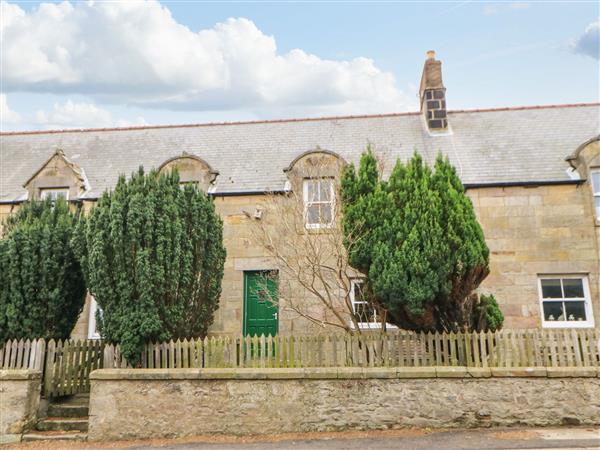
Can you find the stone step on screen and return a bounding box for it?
[36,417,89,432]
[47,403,89,418]
[22,431,87,442]
[50,394,90,406]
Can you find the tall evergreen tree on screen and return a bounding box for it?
[0,198,86,343]
[74,168,226,363]
[341,149,502,332]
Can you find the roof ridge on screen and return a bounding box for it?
[1,102,598,136]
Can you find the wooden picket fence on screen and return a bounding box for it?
[43,339,105,397]
[2,329,599,397]
[0,338,46,370]
[103,328,600,369]
[1,338,105,396]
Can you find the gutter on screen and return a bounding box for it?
[0,180,585,205]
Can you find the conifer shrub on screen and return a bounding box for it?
[341,148,502,332]
[74,168,226,363]
[0,198,86,343]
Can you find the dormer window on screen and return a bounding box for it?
[303,178,335,229]
[592,171,600,220]
[158,154,218,192]
[40,187,69,201]
[23,149,88,201]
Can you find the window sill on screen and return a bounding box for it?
[541,321,595,329]
[350,322,399,330]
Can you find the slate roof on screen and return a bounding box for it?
[1,103,599,202]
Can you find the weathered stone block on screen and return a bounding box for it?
[0,370,41,443]
[396,367,436,378]
[436,367,469,378]
[546,367,598,378]
[491,367,547,377]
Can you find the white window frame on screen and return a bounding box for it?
[349,279,398,330]
[88,297,102,340]
[591,170,600,220]
[40,187,69,201]
[179,180,199,189]
[537,275,595,329]
[303,178,335,229]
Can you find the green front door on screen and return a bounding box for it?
[243,271,278,337]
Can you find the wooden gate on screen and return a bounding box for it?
[43,339,105,397]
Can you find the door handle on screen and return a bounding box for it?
[273,312,278,319]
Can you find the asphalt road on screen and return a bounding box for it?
[129,428,600,450]
[8,427,600,450]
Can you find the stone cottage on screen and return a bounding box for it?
[1,53,599,338]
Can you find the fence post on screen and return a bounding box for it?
[103,344,114,368]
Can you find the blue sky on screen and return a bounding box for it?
[1,1,598,131]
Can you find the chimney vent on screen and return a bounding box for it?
[419,51,447,131]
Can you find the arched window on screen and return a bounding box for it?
[158,153,218,192]
[284,149,346,229]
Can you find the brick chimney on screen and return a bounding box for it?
[419,50,447,131]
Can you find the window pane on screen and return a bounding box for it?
[541,279,562,298]
[319,204,333,224]
[564,301,587,322]
[595,197,600,219]
[41,189,68,201]
[542,301,565,321]
[305,180,317,201]
[319,180,332,201]
[306,205,320,225]
[562,278,584,298]
[354,302,376,323]
[592,173,600,194]
[353,282,365,302]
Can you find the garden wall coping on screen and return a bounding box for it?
[0,369,42,380]
[90,366,600,380]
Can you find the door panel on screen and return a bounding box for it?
[244,271,278,337]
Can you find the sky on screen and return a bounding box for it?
[0,0,598,132]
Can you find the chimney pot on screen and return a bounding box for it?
[426,50,436,60]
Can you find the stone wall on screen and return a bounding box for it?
[471,183,600,328]
[0,370,41,444]
[88,367,600,441]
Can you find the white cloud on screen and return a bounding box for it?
[0,1,415,116]
[572,20,600,60]
[0,93,21,126]
[35,100,146,130]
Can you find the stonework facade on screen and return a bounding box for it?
[2,140,600,339]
